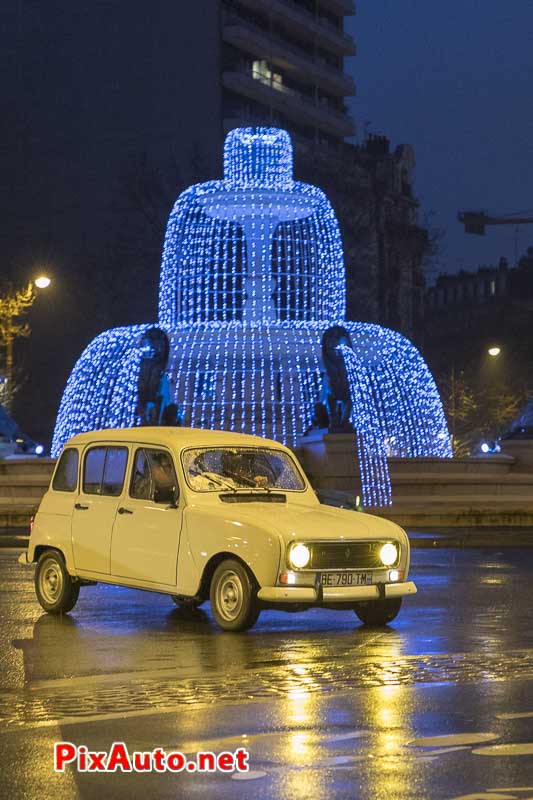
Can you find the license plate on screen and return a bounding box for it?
[320,571,373,587]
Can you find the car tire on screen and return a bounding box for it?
[354,597,402,626]
[171,595,204,610]
[35,550,80,614]
[209,559,260,632]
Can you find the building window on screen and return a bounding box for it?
[252,60,285,92]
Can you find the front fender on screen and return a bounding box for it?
[179,507,283,595]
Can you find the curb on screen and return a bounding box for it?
[408,525,533,548]
[409,536,533,548]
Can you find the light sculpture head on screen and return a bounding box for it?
[223,127,294,190]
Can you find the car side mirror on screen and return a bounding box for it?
[354,495,364,512]
[153,484,179,507]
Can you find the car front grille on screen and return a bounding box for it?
[308,541,394,570]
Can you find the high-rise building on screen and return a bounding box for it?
[1,1,356,277]
[220,0,356,148]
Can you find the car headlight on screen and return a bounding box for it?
[289,543,311,569]
[380,542,398,566]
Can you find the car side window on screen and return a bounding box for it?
[83,448,106,494]
[83,447,128,496]
[52,448,79,492]
[102,448,128,496]
[130,449,151,500]
[130,448,178,504]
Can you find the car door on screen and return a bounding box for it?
[71,445,130,574]
[110,447,182,588]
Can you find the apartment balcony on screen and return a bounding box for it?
[237,0,356,56]
[223,15,356,97]
[222,68,355,139]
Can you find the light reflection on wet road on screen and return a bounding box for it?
[1,547,533,799]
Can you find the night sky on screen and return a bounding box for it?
[347,0,533,277]
[1,1,533,442]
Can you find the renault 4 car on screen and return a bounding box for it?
[19,428,416,631]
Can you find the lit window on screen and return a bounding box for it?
[252,60,284,91]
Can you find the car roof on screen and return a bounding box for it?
[66,427,291,452]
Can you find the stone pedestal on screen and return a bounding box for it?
[295,430,361,493]
[500,439,533,472]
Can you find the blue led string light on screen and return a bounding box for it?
[52,127,451,506]
[52,325,155,456]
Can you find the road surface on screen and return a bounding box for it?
[1,547,533,799]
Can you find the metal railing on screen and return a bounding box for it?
[223,68,355,134]
[222,11,355,90]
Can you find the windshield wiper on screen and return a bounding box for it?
[189,470,237,492]
[224,473,273,492]
[190,469,274,494]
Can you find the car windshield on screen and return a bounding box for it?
[182,447,306,492]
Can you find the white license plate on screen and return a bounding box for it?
[320,571,373,587]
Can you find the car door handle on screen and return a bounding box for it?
[74,503,89,510]
[118,507,134,515]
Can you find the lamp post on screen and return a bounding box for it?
[0,276,51,412]
[447,345,504,455]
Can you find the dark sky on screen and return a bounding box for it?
[2,1,533,442]
[346,0,533,280]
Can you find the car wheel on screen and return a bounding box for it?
[354,597,402,626]
[35,550,80,614]
[171,595,204,610]
[210,559,260,632]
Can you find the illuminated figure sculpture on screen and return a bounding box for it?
[52,127,451,505]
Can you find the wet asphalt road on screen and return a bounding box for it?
[1,547,533,800]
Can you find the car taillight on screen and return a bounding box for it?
[29,516,34,535]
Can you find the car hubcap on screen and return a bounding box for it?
[216,571,243,621]
[40,560,63,604]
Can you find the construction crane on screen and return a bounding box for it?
[458,209,533,235]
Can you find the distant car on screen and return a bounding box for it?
[0,433,45,458]
[19,427,416,631]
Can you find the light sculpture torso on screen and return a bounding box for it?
[52,127,451,507]
[159,128,343,326]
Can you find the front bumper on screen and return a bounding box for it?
[257,580,417,603]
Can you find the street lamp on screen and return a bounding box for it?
[0,275,51,412]
[34,275,51,289]
[488,346,501,357]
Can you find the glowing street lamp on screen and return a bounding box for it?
[34,275,52,289]
[0,275,51,411]
[488,346,501,357]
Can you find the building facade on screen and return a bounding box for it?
[220,0,356,148]
[422,247,533,383]
[3,0,433,442]
[426,258,510,311]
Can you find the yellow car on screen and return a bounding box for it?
[20,427,416,631]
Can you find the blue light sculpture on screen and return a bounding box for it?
[52,127,451,506]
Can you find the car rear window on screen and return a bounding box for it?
[52,448,79,492]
